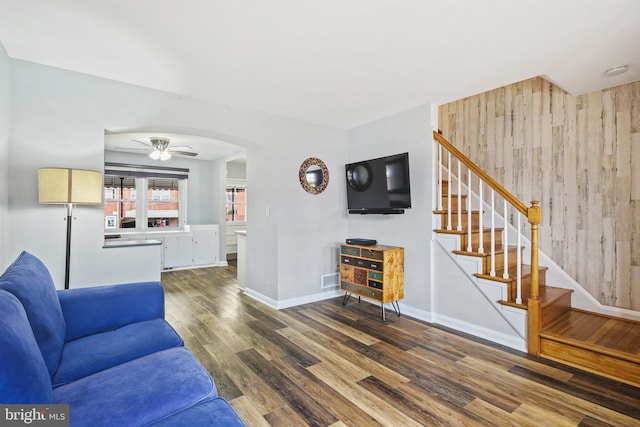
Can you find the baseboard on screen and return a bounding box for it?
[397,303,434,323]
[432,313,527,352]
[243,288,343,310]
[162,261,228,272]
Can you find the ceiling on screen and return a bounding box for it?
[1,0,639,130]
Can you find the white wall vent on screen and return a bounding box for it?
[321,272,339,289]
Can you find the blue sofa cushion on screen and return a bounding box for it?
[0,290,53,403]
[0,251,66,377]
[58,281,167,341]
[52,318,184,387]
[53,347,217,427]
[149,397,245,426]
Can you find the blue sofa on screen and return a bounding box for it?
[0,251,244,426]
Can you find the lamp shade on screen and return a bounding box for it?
[38,168,103,205]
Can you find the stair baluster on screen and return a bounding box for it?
[490,189,496,276]
[437,144,443,211]
[478,181,484,253]
[503,200,509,279]
[467,169,472,252]
[457,160,462,231]
[516,216,522,304]
[447,152,452,230]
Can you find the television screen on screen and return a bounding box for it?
[345,152,411,214]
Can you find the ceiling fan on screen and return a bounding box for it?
[125,137,198,161]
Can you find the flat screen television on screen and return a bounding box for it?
[345,152,411,214]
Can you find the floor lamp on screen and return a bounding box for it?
[38,168,103,289]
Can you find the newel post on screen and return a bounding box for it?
[527,201,542,355]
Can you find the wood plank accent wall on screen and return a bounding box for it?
[438,78,640,310]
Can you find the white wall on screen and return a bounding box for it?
[347,105,434,318]
[276,144,349,301]
[8,59,348,299]
[0,42,8,268]
[226,160,246,180]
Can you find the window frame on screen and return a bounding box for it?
[103,163,189,233]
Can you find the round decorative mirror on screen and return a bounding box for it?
[299,157,329,194]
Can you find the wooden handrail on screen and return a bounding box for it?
[433,130,528,216]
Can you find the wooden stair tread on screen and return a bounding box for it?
[453,245,519,257]
[433,209,481,214]
[476,264,547,283]
[496,285,572,308]
[434,227,504,235]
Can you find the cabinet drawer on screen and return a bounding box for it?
[341,246,360,256]
[341,256,382,271]
[341,281,383,301]
[360,249,383,261]
[364,260,383,271]
[368,280,383,290]
[368,271,383,281]
[341,256,355,265]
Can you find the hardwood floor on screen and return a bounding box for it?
[162,265,640,426]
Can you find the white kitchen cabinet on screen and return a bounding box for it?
[105,225,220,271]
[191,225,219,267]
[163,234,194,269]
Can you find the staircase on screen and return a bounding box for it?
[433,130,640,388]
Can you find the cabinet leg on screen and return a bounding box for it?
[391,300,401,317]
[382,304,386,322]
[342,292,352,306]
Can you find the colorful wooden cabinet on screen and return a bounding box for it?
[339,244,404,320]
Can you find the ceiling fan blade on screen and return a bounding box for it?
[132,139,152,147]
[114,146,149,151]
[169,150,198,157]
[168,145,193,151]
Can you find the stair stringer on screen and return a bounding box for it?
[433,234,527,351]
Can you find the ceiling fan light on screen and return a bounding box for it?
[149,150,161,160]
[160,151,172,161]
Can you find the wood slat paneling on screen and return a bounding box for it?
[439,78,640,310]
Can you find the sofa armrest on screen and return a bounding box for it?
[58,281,166,342]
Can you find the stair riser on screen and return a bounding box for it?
[541,292,572,328]
[460,230,504,252]
[437,212,481,229]
[441,195,468,212]
[505,270,547,301]
[480,247,522,273]
[541,339,640,388]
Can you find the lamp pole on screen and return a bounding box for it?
[64,203,73,290]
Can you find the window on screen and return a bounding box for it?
[103,176,137,229]
[104,163,188,231]
[226,186,247,222]
[147,178,181,228]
